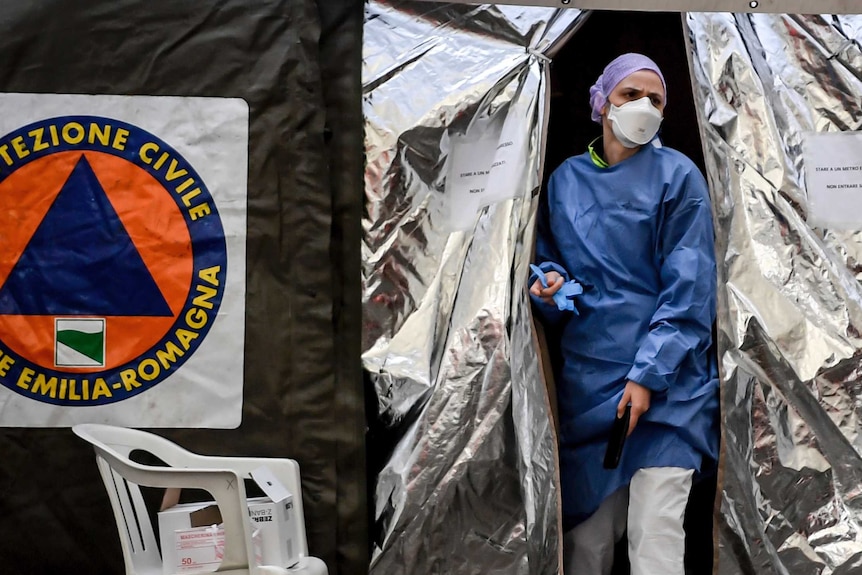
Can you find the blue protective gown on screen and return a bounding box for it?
[532,142,719,530]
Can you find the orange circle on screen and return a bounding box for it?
[0,150,193,371]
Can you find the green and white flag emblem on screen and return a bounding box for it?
[55,318,105,367]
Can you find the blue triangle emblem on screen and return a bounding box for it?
[0,155,173,316]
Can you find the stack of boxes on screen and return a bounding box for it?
[157,467,299,574]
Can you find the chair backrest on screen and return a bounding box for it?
[76,426,167,575]
[73,424,317,575]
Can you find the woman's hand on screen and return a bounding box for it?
[618,380,651,436]
[530,271,564,305]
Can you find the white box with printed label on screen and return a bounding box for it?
[158,502,262,575]
[247,494,298,568]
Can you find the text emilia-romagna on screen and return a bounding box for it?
[1,265,222,402]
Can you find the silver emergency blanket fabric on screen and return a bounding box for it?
[687,13,862,575]
[362,3,583,573]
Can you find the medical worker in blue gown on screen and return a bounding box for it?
[530,53,719,575]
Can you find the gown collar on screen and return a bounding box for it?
[588,136,609,169]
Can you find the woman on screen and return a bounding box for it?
[530,53,719,575]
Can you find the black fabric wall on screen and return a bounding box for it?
[545,10,716,575]
[0,2,365,574]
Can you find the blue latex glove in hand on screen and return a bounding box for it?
[530,264,583,313]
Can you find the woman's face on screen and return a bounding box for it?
[604,70,666,115]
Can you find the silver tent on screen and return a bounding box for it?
[363,3,862,573]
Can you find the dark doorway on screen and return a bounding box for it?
[545,10,716,575]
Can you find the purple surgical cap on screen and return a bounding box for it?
[589,53,666,124]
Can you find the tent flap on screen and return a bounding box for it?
[688,12,862,575]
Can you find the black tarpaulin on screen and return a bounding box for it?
[0,2,365,574]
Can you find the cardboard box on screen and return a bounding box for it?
[158,502,262,575]
[158,467,298,573]
[247,495,298,568]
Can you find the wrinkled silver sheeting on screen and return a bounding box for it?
[362,3,583,574]
[687,12,862,575]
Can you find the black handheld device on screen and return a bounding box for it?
[603,404,631,469]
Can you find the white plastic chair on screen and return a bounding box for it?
[73,423,328,575]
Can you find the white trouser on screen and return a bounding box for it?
[563,467,694,575]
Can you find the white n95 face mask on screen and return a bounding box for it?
[607,97,663,149]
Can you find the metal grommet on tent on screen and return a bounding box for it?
[749,0,759,7]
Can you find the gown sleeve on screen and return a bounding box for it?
[530,170,573,325]
[625,166,716,394]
